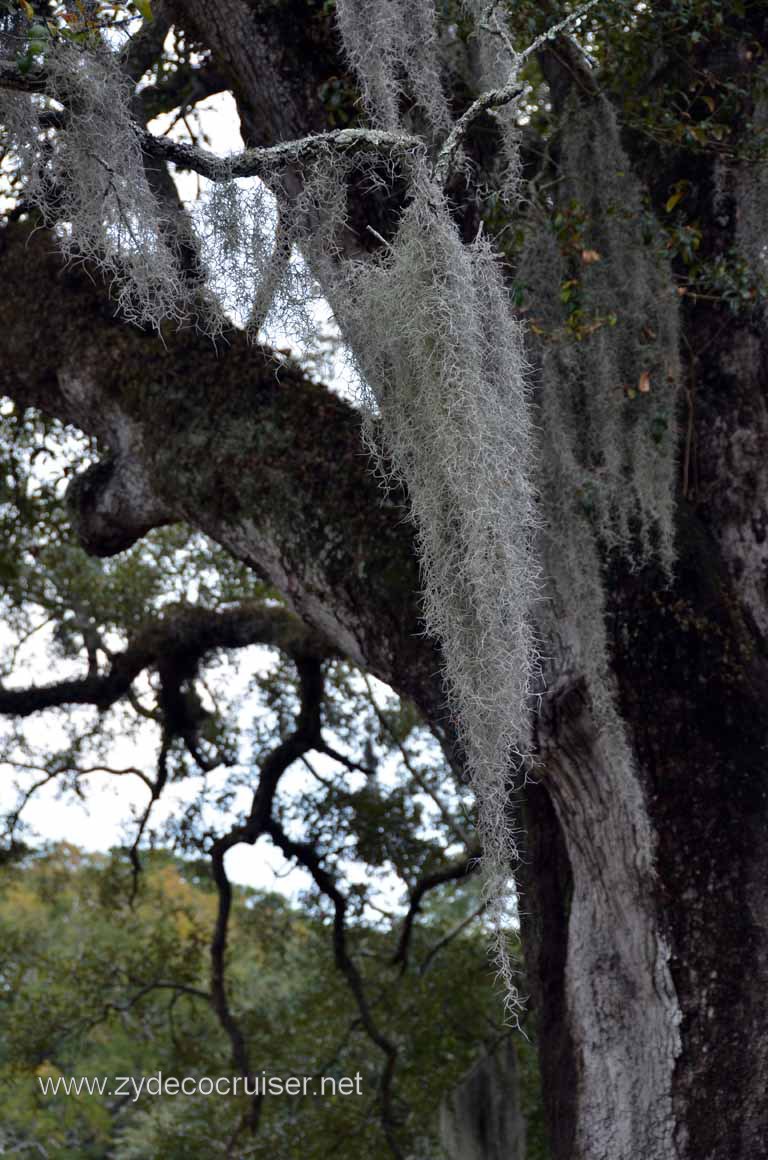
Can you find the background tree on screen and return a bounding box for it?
[0,401,530,1154]
[0,2,767,1159]
[1,845,545,1158]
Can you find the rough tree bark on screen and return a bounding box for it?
[1,2,767,1158]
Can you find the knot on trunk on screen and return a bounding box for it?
[66,453,174,556]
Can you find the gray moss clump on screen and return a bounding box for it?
[334,0,450,136]
[1,36,199,332]
[326,166,541,1010]
[521,94,680,745]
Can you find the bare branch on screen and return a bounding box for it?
[206,655,325,1133]
[520,0,603,64]
[419,900,488,976]
[434,77,523,187]
[267,815,404,1160]
[362,674,467,844]
[3,759,156,846]
[391,853,480,971]
[435,0,602,186]
[317,739,376,777]
[114,979,210,1006]
[209,842,260,1130]
[0,603,333,718]
[128,747,168,907]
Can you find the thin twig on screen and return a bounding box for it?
[391,853,480,971]
[362,674,467,844]
[419,900,488,975]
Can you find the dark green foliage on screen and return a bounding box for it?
[0,845,543,1158]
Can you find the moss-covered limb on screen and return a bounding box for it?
[137,124,422,183]
[0,222,442,721]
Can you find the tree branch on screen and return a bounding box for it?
[436,0,601,185]
[419,900,488,976]
[391,853,480,971]
[207,654,326,1133]
[0,222,442,721]
[0,603,332,718]
[434,79,523,186]
[362,674,467,844]
[137,124,424,181]
[266,815,404,1160]
[0,0,600,193]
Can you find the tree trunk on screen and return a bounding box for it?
[523,303,768,1157]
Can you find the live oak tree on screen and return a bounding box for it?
[0,2,767,1159]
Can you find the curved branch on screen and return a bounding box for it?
[266,815,404,1160]
[434,79,523,186]
[419,900,488,976]
[208,654,325,1132]
[536,32,601,111]
[391,853,480,971]
[0,603,332,718]
[362,674,467,843]
[0,223,441,721]
[435,0,600,185]
[203,644,403,1153]
[4,762,154,845]
[128,736,172,906]
[209,842,257,1124]
[0,0,600,194]
[0,60,422,174]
